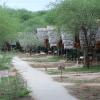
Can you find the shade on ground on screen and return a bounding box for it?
[12,57,77,100]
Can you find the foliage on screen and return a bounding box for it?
[0,6,52,47]
[54,0,100,33]
[0,6,20,45]
[14,10,48,32]
[17,32,43,49]
[0,53,13,70]
[0,75,30,100]
[52,0,100,67]
[44,9,57,25]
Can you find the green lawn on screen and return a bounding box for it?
[32,56,65,62]
[64,66,100,73]
[47,66,100,75]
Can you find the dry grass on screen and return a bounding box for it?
[66,85,100,100]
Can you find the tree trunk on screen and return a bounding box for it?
[81,26,90,68]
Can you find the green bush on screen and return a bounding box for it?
[0,53,13,70]
[0,75,30,100]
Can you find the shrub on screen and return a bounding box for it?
[0,74,30,100]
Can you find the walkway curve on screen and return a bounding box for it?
[12,56,77,100]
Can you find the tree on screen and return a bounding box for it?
[53,0,100,67]
[17,32,43,55]
[0,6,19,46]
[14,10,48,32]
[44,10,57,25]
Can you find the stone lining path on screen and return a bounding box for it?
[12,56,77,100]
[0,70,16,78]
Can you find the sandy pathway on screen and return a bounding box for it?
[12,56,77,100]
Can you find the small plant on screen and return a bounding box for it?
[0,74,30,100]
[0,53,12,70]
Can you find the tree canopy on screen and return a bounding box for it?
[53,0,100,33]
[0,7,19,45]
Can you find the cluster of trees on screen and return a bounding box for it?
[52,0,100,31]
[2,0,100,42]
[52,0,100,67]
[0,6,52,49]
[6,8,55,32]
[0,6,19,46]
[1,0,100,66]
[17,32,43,54]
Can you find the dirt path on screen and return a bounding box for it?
[12,56,78,100]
